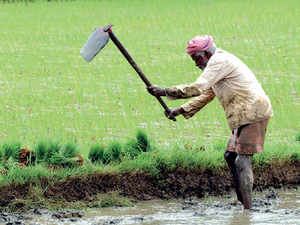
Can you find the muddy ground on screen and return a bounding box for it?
[0,159,299,212]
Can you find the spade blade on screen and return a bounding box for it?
[80,27,110,62]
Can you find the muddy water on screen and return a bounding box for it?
[7,189,300,225]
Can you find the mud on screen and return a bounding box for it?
[0,209,84,225]
[1,189,299,225]
[0,159,299,212]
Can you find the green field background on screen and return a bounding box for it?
[0,0,299,153]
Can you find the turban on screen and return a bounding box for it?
[186,35,214,55]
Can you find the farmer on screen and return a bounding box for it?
[147,35,273,209]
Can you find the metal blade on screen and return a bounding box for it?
[80,27,110,62]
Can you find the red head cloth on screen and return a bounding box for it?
[186,35,214,55]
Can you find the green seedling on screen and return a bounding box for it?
[88,144,104,163]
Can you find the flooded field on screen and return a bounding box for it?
[2,188,299,225]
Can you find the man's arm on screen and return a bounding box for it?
[180,88,216,119]
[164,88,215,121]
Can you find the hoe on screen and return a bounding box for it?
[81,24,174,121]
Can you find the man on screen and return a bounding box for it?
[147,35,273,209]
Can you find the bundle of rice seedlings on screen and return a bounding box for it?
[46,141,62,163]
[62,142,79,158]
[108,141,121,162]
[34,140,49,163]
[103,141,121,165]
[2,143,13,160]
[136,130,150,152]
[11,142,21,162]
[48,152,67,168]
[48,152,81,168]
[1,142,21,162]
[88,144,104,163]
[122,139,140,159]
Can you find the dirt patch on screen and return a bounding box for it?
[0,159,299,211]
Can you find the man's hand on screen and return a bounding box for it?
[147,85,166,97]
[164,107,184,121]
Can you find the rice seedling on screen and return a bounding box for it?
[102,141,122,165]
[45,141,62,164]
[88,144,104,163]
[1,144,13,161]
[62,142,79,158]
[0,142,21,162]
[10,142,21,162]
[122,139,141,160]
[34,140,49,163]
[136,130,150,152]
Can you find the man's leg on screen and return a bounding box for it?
[224,151,243,204]
[235,154,254,209]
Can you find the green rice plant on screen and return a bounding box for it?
[62,142,79,158]
[102,141,122,165]
[88,144,104,163]
[0,142,21,162]
[10,142,21,162]
[121,130,150,160]
[136,130,150,152]
[48,151,82,169]
[34,140,49,163]
[122,139,141,160]
[1,143,13,161]
[45,141,62,163]
[48,152,67,167]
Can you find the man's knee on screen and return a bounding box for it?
[224,151,237,165]
[235,154,253,172]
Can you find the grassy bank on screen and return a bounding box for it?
[0,130,299,185]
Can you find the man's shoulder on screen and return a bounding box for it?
[209,48,231,65]
[215,48,232,57]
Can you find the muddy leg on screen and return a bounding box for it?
[235,154,254,209]
[224,151,243,204]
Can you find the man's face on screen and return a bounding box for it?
[191,52,209,70]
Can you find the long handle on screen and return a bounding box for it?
[106,27,172,116]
